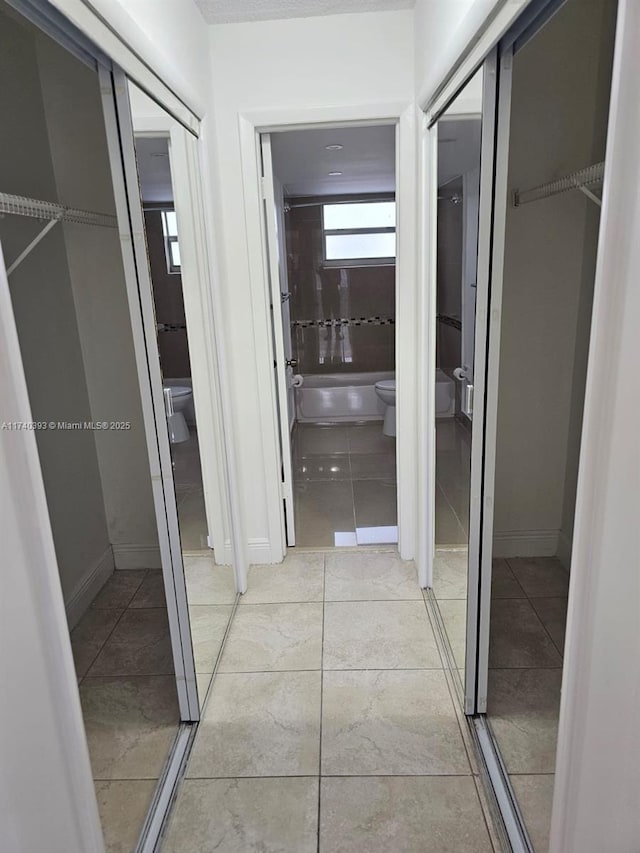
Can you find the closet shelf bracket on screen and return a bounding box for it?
[6,217,61,276]
[513,161,604,208]
[0,191,118,277]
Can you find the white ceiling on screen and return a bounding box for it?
[134,137,174,203]
[437,117,482,188]
[271,125,395,197]
[196,0,413,24]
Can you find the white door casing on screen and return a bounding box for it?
[273,175,296,433]
[260,133,296,546]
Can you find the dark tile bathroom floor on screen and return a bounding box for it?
[292,422,397,548]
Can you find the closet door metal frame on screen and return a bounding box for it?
[473,45,514,714]
[461,48,501,715]
[100,65,200,722]
[428,48,501,716]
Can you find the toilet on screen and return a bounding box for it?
[374,378,396,437]
[163,385,193,444]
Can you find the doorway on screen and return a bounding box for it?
[264,125,398,549]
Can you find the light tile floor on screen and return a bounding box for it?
[293,423,397,547]
[431,553,568,851]
[163,550,497,852]
[72,563,236,850]
[172,428,208,551]
[183,553,237,698]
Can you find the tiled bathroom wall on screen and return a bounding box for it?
[144,209,191,379]
[436,183,463,372]
[285,201,395,375]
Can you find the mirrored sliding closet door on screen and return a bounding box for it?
[429,53,499,714]
[114,77,241,712]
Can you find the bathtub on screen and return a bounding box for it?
[436,368,456,417]
[295,371,393,423]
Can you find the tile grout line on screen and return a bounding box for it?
[316,553,326,852]
[436,481,469,544]
[525,592,567,660]
[421,591,502,851]
[79,571,149,681]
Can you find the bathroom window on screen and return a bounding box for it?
[161,209,181,273]
[322,201,396,266]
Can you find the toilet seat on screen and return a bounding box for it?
[375,379,396,392]
[165,385,191,398]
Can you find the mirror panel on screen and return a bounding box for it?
[128,81,238,709]
[432,69,483,680]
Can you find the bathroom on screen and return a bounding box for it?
[268,125,397,548]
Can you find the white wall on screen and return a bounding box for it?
[414,0,476,104]
[550,0,640,847]
[37,36,161,570]
[207,11,414,560]
[492,0,616,561]
[51,0,210,117]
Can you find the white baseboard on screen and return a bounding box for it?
[222,537,275,566]
[557,529,573,570]
[112,543,162,570]
[65,545,114,630]
[493,529,560,558]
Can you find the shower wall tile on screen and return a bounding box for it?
[295,324,395,375]
[436,193,463,320]
[144,209,191,379]
[286,201,395,374]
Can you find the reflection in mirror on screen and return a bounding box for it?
[0,7,182,849]
[128,82,237,709]
[484,0,616,845]
[432,69,483,678]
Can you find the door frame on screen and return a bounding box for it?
[260,132,296,546]
[238,102,419,564]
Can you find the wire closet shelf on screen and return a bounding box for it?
[513,161,604,208]
[0,191,118,228]
[0,191,118,276]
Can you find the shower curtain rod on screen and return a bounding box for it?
[0,191,118,276]
[513,161,604,208]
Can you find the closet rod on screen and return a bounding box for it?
[0,192,118,228]
[513,161,604,208]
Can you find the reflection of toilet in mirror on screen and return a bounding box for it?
[164,385,192,443]
[374,378,396,436]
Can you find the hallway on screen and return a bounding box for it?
[163,550,497,851]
